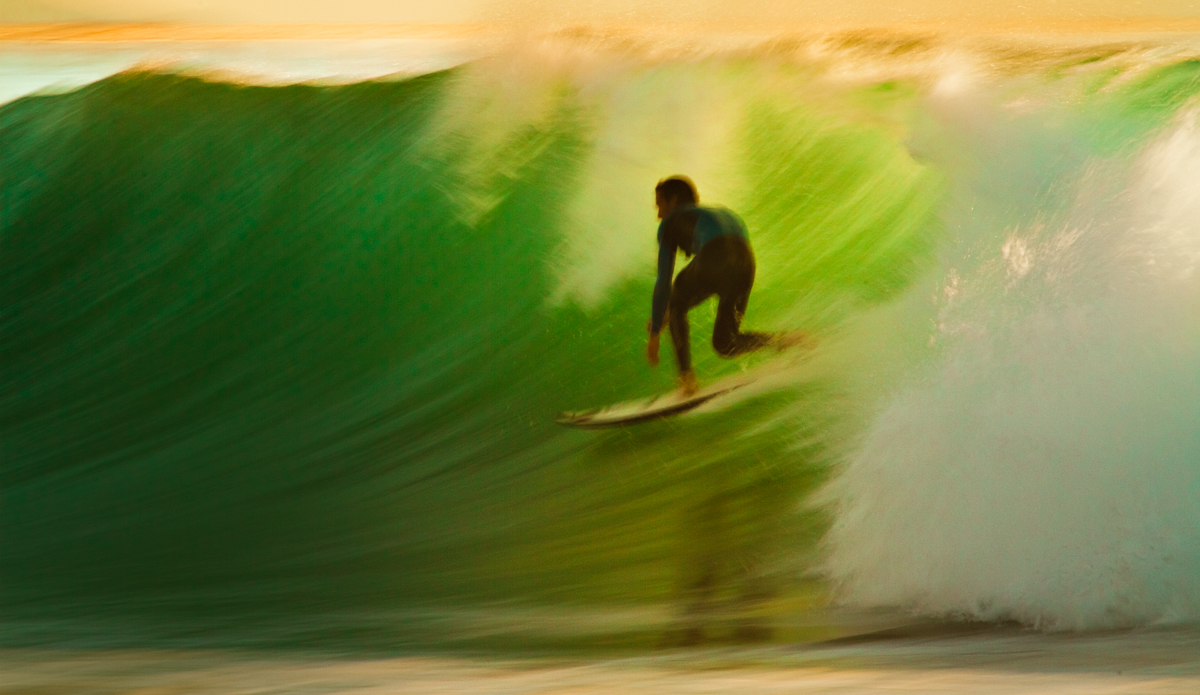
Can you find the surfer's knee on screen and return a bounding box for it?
[712,332,737,357]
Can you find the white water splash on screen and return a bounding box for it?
[824,111,1200,630]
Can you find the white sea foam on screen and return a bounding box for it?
[824,107,1200,630]
[552,61,742,308]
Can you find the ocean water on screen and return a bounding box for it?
[4,27,1200,691]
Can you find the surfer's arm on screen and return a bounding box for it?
[649,235,676,334]
[646,307,668,366]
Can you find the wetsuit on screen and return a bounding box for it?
[651,205,772,375]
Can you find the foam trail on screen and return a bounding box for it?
[825,110,1200,630]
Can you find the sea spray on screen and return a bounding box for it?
[824,98,1200,629]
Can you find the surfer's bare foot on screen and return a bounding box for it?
[678,371,700,397]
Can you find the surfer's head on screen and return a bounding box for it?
[655,176,698,220]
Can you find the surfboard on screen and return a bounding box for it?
[556,332,812,429]
[556,372,757,429]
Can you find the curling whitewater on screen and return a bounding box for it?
[3,32,1200,648]
[825,98,1200,629]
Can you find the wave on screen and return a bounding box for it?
[2,34,1200,647]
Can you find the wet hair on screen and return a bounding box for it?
[655,176,698,205]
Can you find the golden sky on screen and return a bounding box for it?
[5,0,1199,24]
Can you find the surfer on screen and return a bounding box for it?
[647,176,787,395]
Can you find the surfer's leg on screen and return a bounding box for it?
[713,293,773,357]
[667,262,714,377]
[712,262,773,357]
[667,303,692,375]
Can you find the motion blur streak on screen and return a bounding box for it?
[2,30,1200,649]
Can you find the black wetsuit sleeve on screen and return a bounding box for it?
[650,211,697,334]
[651,234,676,334]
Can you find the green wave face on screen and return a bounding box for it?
[2,41,1199,649]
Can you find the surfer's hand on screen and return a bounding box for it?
[647,332,660,367]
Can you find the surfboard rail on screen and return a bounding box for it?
[556,336,812,429]
[555,380,750,429]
